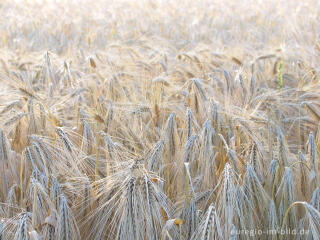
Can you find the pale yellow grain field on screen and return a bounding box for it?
[0,0,320,239]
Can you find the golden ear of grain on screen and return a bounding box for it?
[89,57,96,69]
[231,57,242,66]
[305,103,320,121]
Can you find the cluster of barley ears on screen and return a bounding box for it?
[0,0,320,239]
